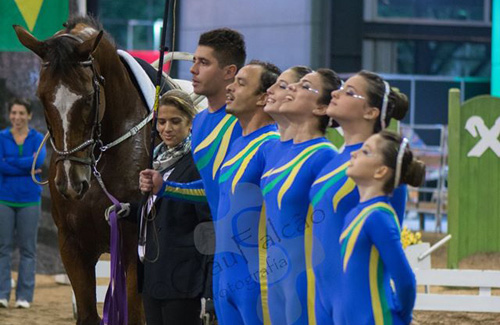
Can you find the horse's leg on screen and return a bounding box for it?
[122,226,145,325]
[59,234,100,325]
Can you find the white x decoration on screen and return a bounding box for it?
[465,116,500,158]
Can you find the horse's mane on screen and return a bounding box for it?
[43,16,115,78]
[63,15,103,32]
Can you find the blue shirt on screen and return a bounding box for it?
[0,128,46,204]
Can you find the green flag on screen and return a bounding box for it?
[0,0,68,51]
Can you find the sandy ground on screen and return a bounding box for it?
[0,233,499,324]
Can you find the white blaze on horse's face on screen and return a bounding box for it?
[53,83,85,198]
[53,84,83,151]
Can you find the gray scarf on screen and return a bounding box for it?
[152,134,192,173]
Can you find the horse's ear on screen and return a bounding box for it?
[13,25,46,59]
[78,30,104,58]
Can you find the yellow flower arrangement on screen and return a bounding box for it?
[401,226,422,249]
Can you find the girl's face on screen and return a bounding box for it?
[327,74,371,123]
[347,134,385,181]
[9,104,31,131]
[264,69,299,115]
[279,72,323,117]
[156,104,192,148]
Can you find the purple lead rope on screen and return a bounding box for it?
[101,194,128,325]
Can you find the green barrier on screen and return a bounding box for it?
[448,89,500,268]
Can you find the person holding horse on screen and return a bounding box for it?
[117,89,213,324]
[0,98,46,309]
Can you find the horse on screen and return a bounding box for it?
[13,16,160,324]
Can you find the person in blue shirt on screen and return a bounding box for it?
[0,98,46,309]
[214,60,280,324]
[260,69,341,325]
[182,28,246,319]
[188,28,246,218]
[309,70,410,324]
[340,130,424,325]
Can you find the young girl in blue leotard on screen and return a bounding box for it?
[309,71,410,324]
[340,130,425,325]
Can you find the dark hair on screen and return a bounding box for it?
[377,130,426,194]
[289,66,313,81]
[247,59,281,94]
[8,98,32,114]
[198,28,246,70]
[357,70,409,133]
[316,68,342,133]
[159,89,196,122]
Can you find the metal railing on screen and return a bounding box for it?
[401,123,448,232]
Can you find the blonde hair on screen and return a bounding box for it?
[159,89,197,121]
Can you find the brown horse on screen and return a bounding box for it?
[14,17,151,324]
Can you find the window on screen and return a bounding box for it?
[365,0,491,24]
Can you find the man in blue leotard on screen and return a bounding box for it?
[215,60,280,324]
[189,28,246,217]
[141,59,281,324]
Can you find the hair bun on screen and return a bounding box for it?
[389,89,409,121]
[402,159,426,187]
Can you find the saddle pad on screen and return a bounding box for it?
[117,49,156,111]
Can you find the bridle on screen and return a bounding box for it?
[44,33,106,166]
[43,33,154,169]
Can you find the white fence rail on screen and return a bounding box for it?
[414,268,500,313]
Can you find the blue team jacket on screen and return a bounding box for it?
[0,127,46,203]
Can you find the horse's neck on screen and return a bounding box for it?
[100,50,146,124]
[94,48,150,156]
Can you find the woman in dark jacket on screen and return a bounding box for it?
[120,90,213,324]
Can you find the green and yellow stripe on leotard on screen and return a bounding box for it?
[311,161,356,212]
[369,246,393,325]
[258,203,272,325]
[194,114,239,179]
[304,204,317,325]
[340,202,398,272]
[219,131,279,193]
[262,142,336,209]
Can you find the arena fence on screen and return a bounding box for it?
[414,268,500,313]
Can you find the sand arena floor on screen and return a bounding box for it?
[0,233,499,325]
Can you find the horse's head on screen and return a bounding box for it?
[14,20,106,199]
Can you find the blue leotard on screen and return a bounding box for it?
[214,124,279,324]
[260,137,337,325]
[191,105,242,217]
[308,143,408,325]
[191,105,241,320]
[339,196,416,325]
